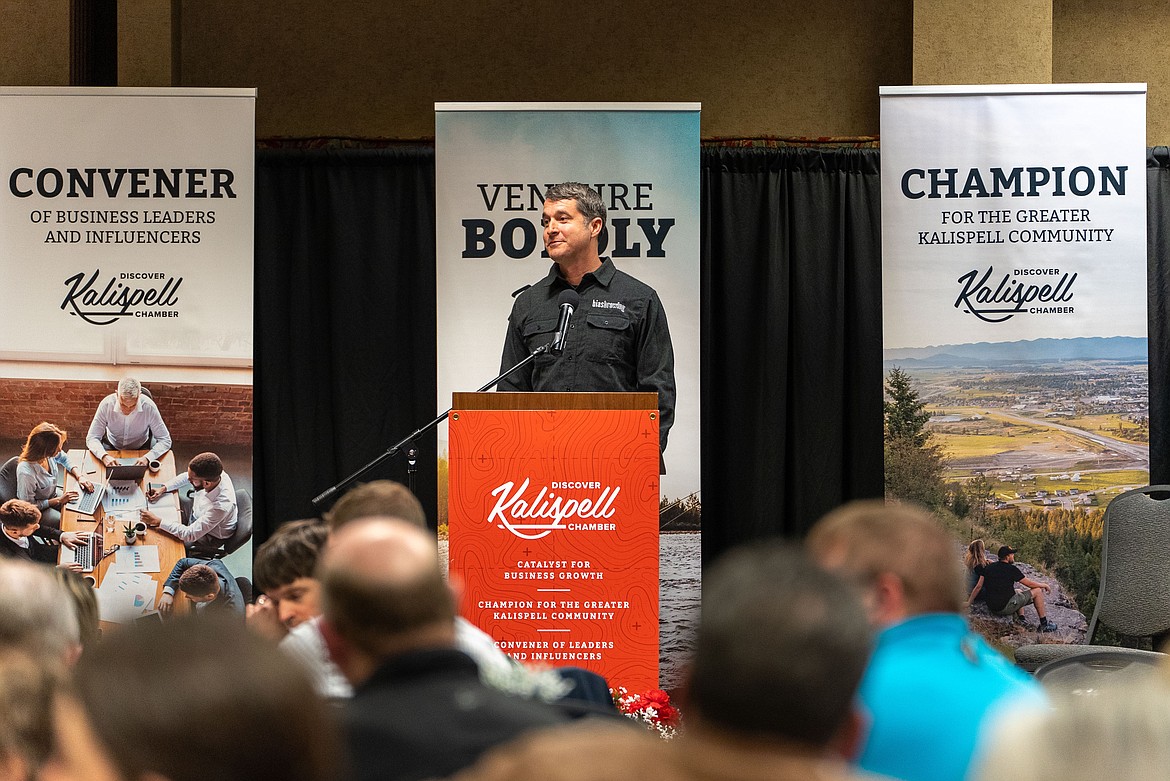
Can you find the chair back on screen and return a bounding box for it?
[1034,649,1163,698]
[215,488,253,557]
[0,456,19,503]
[1091,485,1170,639]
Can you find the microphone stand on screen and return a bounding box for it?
[310,341,553,512]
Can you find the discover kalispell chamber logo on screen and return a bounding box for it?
[953,265,1076,324]
[487,478,620,540]
[60,269,183,325]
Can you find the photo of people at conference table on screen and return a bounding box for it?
[0,376,253,626]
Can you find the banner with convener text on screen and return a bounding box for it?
[0,88,254,577]
[881,85,1147,638]
[435,103,700,690]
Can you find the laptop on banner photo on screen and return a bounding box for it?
[107,463,148,490]
[58,529,104,573]
[65,475,108,516]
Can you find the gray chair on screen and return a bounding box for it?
[216,488,253,557]
[1034,649,1163,697]
[1015,485,1170,672]
[0,456,19,503]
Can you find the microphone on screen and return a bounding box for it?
[550,289,579,355]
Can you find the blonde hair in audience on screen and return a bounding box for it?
[807,499,965,614]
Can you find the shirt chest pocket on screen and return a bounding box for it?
[583,311,633,365]
[520,316,559,354]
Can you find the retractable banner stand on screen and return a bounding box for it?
[0,88,255,574]
[435,103,700,690]
[881,85,1148,634]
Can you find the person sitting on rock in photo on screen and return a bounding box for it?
[964,539,990,603]
[967,546,1058,632]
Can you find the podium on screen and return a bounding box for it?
[448,392,660,691]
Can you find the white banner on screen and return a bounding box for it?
[882,84,1146,348]
[434,103,701,689]
[880,85,1149,574]
[0,87,255,365]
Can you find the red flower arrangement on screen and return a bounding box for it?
[611,687,681,739]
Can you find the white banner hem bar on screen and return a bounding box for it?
[436,101,701,112]
[881,83,1146,97]
[0,87,257,98]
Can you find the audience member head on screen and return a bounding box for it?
[45,617,340,781]
[965,538,988,571]
[449,722,670,781]
[20,422,66,462]
[319,518,455,684]
[325,479,426,530]
[176,564,221,605]
[253,518,329,629]
[187,452,223,481]
[806,499,965,625]
[0,559,80,665]
[686,542,872,755]
[974,679,1170,781]
[0,648,61,781]
[53,569,100,652]
[544,182,607,228]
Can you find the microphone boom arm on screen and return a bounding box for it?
[310,341,554,511]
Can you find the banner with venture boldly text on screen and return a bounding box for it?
[435,103,701,690]
[881,85,1148,638]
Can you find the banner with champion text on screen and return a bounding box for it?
[435,103,701,689]
[0,88,254,568]
[881,85,1148,630]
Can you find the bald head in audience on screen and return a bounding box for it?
[319,518,455,685]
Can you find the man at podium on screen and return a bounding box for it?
[498,182,676,455]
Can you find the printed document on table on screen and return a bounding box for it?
[146,502,182,527]
[110,545,161,573]
[96,573,157,623]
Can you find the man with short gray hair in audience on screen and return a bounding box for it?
[319,517,567,781]
[807,500,1046,781]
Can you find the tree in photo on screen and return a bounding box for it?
[883,367,946,509]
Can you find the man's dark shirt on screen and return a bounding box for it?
[498,257,676,451]
[343,647,568,781]
[978,561,1025,612]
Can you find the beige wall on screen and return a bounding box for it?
[174,0,912,140]
[0,0,70,86]
[1054,0,1170,145]
[4,0,1169,143]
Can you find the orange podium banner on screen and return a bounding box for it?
[448,392,660,691]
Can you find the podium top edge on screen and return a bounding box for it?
[453,392,658,410]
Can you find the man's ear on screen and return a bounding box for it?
[870,571,908,625]
[827,703,869,762]
[589,217,603,239]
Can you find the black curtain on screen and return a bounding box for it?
[255,147,438,533]
[699,148,884,563]
[254,144,1169,563]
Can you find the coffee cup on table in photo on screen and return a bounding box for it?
[148,459,161,473]
[83,575,96,588]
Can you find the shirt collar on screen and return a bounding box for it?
[543,257,617,291]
